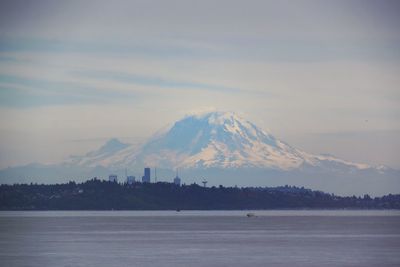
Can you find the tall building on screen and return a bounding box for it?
[173,175,181,186]
[109,174,118,183]
[127,175,135,185]
[142,167,150,183]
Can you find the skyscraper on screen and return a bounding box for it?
[142,167,150,183]
[174,169,181,186]
[173,175,181,186]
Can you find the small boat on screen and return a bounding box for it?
[246,213,256,217]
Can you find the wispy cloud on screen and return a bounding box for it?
[0,74,137,107]
[2,37,400,63]
[71,70,244,93]
[0,38,218,59]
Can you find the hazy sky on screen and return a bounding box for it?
[0,0,399,168]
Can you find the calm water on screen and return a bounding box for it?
[0,210,399,267]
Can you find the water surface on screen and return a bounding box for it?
[0,210,399,267]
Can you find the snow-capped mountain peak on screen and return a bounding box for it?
[68,111,373,172]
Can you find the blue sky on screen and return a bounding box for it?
[0,0,399,168]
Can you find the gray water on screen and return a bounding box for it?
[0,210,399,267]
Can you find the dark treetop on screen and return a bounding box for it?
[0,179,399,210]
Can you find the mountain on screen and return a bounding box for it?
[67,138,133,168]
[69,111,372,171]
[0,111,399,196]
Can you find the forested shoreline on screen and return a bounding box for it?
[1,179,399,210]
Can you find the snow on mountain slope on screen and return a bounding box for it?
[68,111,373,171]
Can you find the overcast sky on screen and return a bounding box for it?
[0,0,399,168]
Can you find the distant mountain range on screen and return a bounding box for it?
[1,111,399,196]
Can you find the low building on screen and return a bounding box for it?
[127,175,135,184]
[109,174,118,183]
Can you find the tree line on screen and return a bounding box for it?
[0,178,399,210]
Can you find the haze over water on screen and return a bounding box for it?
[1,210,399,267]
